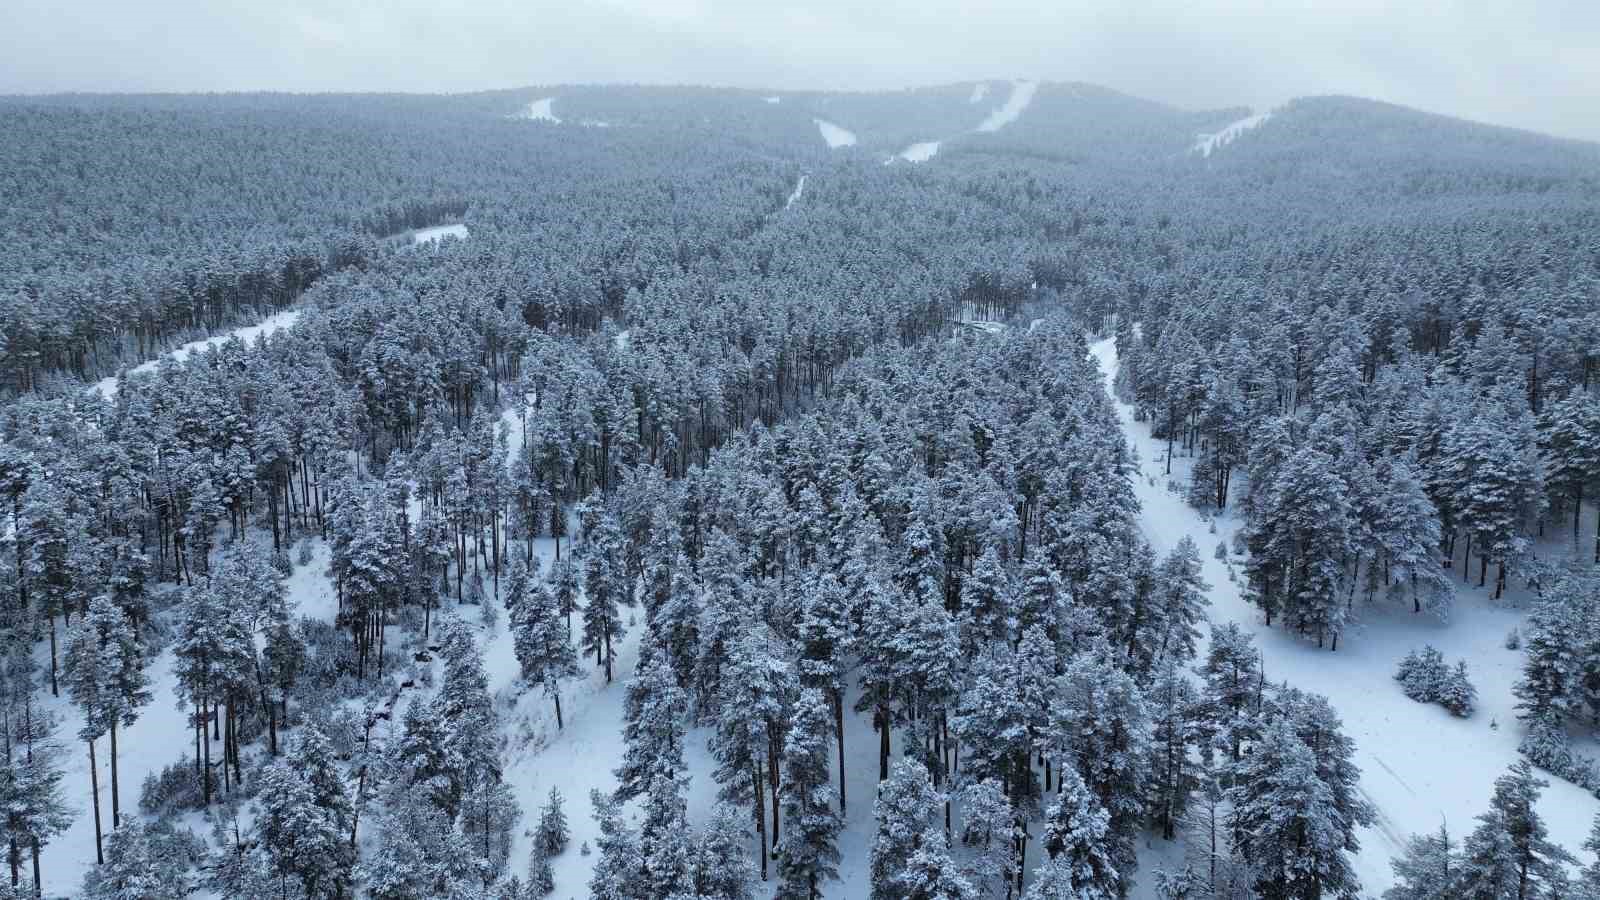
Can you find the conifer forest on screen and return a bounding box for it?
[1,76,1599,900]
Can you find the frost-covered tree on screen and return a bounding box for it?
[1038,767,1120,900]
[1383,825,1456,900]
[535,787,568,857]
[255,724,355,900]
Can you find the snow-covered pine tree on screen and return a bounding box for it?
[956,778,1016,896]
[1050,649,1151,879]
[255,724,356,900]
[613,639,688,804]
[1039,766,1120,899]
[1151,536,1210,668]
[511,575,579,728]
[1225,716,1363,900]
[869,759,940,900]
[693,803,756,900]
[775,687,842,900]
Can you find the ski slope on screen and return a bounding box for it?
[1088,335,1599,895]
[1192,111,1272,157]
[969,83,990,104]
[976,79,1038,133]
[91,309,303,399]
[815,119,857,148]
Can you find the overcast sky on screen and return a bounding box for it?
[3,0,1597,141]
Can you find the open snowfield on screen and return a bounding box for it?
[815,118,857,148]
[1089,335,1600,895]
[976,79,1038,133]
[90,309,303,398]
[1192,111,1273,157]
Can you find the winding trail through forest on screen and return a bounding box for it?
[1088,334,1599,894]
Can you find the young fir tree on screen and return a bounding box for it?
[1383,824,1456,900]
[535,787,569,856]
[775,687,842,900]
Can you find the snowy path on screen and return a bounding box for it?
[519,97,560,123]
[91,309,302,398]
[1088,336,1599,893]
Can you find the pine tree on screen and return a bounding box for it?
[255,724,356,899]
[81,820,177,900]
[580,512,630,683]
[1050,650,1151,879]
[614,643,688,804]
[1455,762,1573,900]
[1148,658,1201,841]
[956,779,1015,898]
[693,804,756,900]
[460,772,521,884]
[775,687,841,900]
[1439,661,1477,717]
[1226,717,1364,900]
[870,759,939,900]
[1151,536,1210,668]
[1039,766,1120,899]
[511,575,579,728]
[588,789,644,900]
[796,570,853,814]
[900,829,979,900]
[0,676,72,894]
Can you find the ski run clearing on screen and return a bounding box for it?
[90,308,303,399]
[969,83,990,104]
[1192,111,1272,156]
[814,118,857,148]
[976,79,1039,132]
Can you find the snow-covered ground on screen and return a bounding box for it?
[969,83,990,104]
[814,119,857,149]
[1088,335,1600,895]
[412,223,469,245]
[896,141,941,163]
[975,79,1038,133]
[784,174,807,210]
[91,309,303,398]
[1192,111,1272,157]
[519,97,560,123]
[763,96,781,105]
